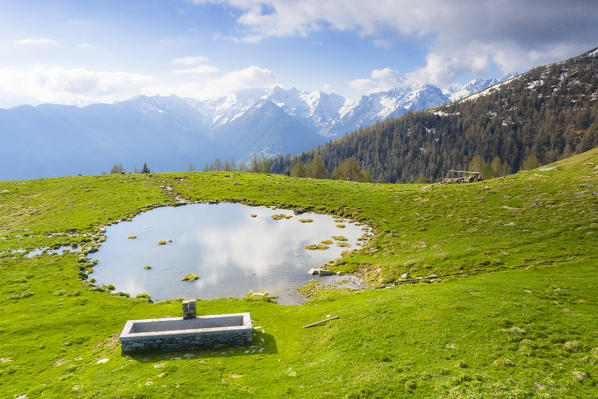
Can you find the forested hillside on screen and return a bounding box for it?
[271,48,598,182]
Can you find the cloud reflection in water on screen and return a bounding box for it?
[89,203,369,304]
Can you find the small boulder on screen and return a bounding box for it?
[401,273,410,279]
[293,207,305,215]
[318,270,334,276]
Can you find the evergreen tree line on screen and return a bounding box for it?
[269,51,598,183]
[202,156,271,173]
[285,154,371,182]
[108,162,150,174]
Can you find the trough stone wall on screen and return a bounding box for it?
[121,330,252,352]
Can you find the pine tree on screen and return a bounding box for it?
[306,154,328,178]
[141,163,150,174]
[261,160,271,173]
[290,161,306,177]
[415,173,427,183]
[469,155,488,179]
[110,163,124,174]
[332,158,370,182]
[250,155,261,173]
[187,163,195,172]
[521,154,541,170]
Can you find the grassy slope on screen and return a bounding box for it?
[0,149,597,398]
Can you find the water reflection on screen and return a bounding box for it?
[89,203,369,304]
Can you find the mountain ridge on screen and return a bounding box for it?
[1,77,504,180]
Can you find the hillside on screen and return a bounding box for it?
[281,48,598,182]
[0,148,596,397]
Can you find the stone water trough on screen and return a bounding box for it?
[119,299,252,352]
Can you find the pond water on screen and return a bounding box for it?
[88,203,370,304]
[0,245,81,258]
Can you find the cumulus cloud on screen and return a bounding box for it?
[0,66,153,107]
[172,55,209,65]
[349,67,404,94]
[14,38,58,46]
[188,0,598,86]
[204,65,278,91]
[0,63,279,107]
[173,65,220,74]
[144,65,279,100]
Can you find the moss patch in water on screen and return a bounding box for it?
[299,218,313,223]
[305,243,330,250]
[181,273,200,281]
[332,235,348,241]
[272,213,292,221]
[127,235,137,239]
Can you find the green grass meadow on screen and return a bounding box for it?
[0,149,597,398]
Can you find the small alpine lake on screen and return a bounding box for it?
[88,203,371,304]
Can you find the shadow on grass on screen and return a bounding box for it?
[123,331,278,363]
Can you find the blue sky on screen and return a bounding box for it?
[0,0,596,107]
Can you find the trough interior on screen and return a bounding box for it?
[130,316,245,333]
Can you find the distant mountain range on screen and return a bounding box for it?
[0,78,505,180]
[285,48,598,183]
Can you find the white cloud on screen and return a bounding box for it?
[0,66,152,107]
[373,39,393,49]
[189,0,598,86]
[14,38,58,46]
[170,65,278,98]
[173,65,219,74]
[0,63,279,107]
[211,65,277,90]
[172,56,209,65]
[78,42,96,49]
[348,67,404,94]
